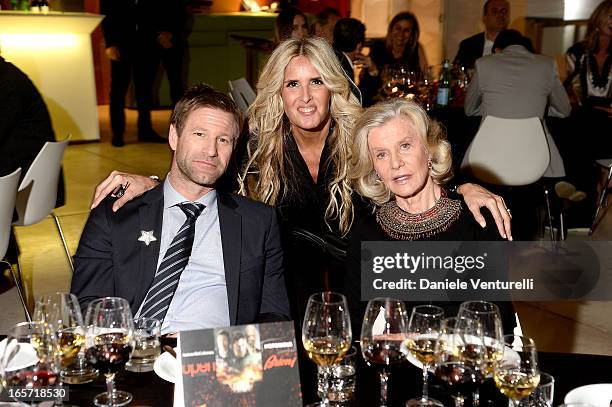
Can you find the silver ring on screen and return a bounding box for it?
[506,208,511,214]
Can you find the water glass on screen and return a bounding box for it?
[126,317,161,372]
[515,372,554,407]
[317,345,357,404]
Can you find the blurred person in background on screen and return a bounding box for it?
[565,0,612,113]
[561,0,612,225]
[453,0,510,70]
[275,7,309,43]
[369,11,428,80]
[158,0,190,107]
[464,29,571,238]
[332,17,380,107]
[0,55,65,264]
[311,7,340,43]
[100,0,173,147]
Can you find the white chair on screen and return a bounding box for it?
[228,78,256,115]
[13,137,72,271]
[461,116,556,241]
[590,158,612,235]
[0,168,31,322]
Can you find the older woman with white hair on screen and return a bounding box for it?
[344,97,515,332]
[349,98,500,240]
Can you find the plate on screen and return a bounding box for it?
[153,349,180,383]
[564,383,612,407]
[0,338,40,373]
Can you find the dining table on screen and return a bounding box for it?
[56,348,611,407]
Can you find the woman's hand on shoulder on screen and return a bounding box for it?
[91,170,160,212]
[457,183,512,240]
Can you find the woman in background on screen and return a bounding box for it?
[561,0,611,220]
[565,0,612,111]
[369,11,429,79]
[275,7,309,42]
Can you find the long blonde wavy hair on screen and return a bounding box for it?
[349,98,453,205]
[238,37,362,235]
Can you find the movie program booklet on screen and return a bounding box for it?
[177,321,302,406]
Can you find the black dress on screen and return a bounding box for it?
[277,132,370,321]
[343,192,516,335]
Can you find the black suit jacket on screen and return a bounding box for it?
[334,48,380,107]
[453,32,486,70]
[71,184,290,326]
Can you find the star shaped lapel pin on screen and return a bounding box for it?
[138,230,157,246]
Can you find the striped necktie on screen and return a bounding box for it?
[139,201,205,321]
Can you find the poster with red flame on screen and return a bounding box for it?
[179,321,302,406]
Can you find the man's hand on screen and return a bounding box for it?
[91,171,160,212]
[157,32,173,49]
[353,53,378,76]
[105,46,120,62]
[457,183,512,240]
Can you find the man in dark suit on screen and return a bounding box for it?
[332,18,381,107]
[101,0,175,147]
[453,0,510,70]
[71,84,290,333]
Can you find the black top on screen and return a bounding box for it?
[565,41,612,107]
[276,130,337,237]
[344,194,516,334]
[274,131,373,326]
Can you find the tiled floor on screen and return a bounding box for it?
[2,106,612,356]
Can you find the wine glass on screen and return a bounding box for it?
[493,335,540,407]
[34,292,93,406]
[0,321,61,406]
[360,298,409,407]
[302,292,352,407]
[458,301,504,405]
[434,316,484,407]
[84,297,135,407]
[405,305,444,407]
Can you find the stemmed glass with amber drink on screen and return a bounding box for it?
[34,292,95,406]
[302,292,352,407]
[494,335,540,406]
[405,305,444,407]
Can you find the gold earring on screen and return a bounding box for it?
[427,159,433,169]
